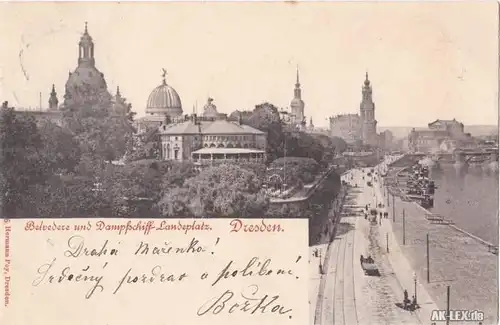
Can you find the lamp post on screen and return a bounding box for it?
[413,272,418,305]
[279,108,295,193]
[319,249,324,275]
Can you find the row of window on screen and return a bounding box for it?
[163,135,255,142]
[203,143,258,148]
[163,146,180,160]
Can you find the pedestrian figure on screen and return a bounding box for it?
[379,217,382,225]
[403,289,409,309]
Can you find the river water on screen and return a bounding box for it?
[429,164,499,244]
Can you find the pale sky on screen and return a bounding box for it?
[0,1,498,127]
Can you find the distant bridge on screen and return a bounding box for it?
[406,148,499,164]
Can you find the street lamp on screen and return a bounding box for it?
[413,272,418,305]
[319,249,323,275]
[279,108,296,193]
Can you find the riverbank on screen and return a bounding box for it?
[378,167,498,325]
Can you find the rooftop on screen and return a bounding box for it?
[159,116,265,135]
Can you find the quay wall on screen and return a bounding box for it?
[386,191,498,324]
[269,166,343,209]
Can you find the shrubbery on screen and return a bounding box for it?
[268,157,320,185]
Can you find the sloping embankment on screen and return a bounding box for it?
[389,194,498,325]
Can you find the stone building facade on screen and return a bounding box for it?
[408,119,469,153]
[329,113,361,144]
[329,73,378,146]
[158,114,267,164]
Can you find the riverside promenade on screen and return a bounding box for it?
[310,165,438,325]
[377,162,498,325]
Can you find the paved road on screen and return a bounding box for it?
[317,164,423,325]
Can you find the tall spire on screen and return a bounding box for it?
[84,21,88,34]
[296,65,300,86]
[48,84,59,110]
[294,65,302,99]
[116,85,121,97]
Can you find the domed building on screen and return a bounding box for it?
[14,23,122,126]
[158,113,267,164]
[63,22,111,106]
[135,69,183,133]
[202,97,225,119]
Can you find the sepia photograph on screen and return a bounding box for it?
[0,1,498,325]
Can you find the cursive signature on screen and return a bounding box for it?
[197,284,292,317]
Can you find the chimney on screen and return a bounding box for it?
[238,112,243,125]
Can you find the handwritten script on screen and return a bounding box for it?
[14,218,307,322]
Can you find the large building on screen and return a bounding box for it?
[329,73,378,146]
[134,69,184,133]
[158,112,267,164]
[329,114,361,144]
[14,23,125,125]
[134,70,267,164]
[408,119,473,153]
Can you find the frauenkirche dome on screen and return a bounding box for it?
[146,69,183,117]
[64,22,109,101]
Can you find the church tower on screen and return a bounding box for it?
[64,22,109,107]
[78,22,95,68]
[360,72,377,145]
[290,66,305,126]
[48,84,59,110]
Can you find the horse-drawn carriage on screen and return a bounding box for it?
[360,255,379,276]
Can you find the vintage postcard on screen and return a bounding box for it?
[0,1,498,325]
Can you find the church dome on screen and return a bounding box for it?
[66,66,108,92]
[202,97,219,118]
[146,73,182,116]
[64,23,109,102]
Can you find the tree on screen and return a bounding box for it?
[161,161,197,189]
[230,103,285,162]
[30,174,111,218]
[228,110,253,121]
[38,120,81,174]
[158,164,269,218]
[0,102,47,216]
[127,129,161,162]
[269,157,320,185]
[62,83,134,165]
[230,103,341,164]
[285,132,324,163]
[330,136,348,154]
